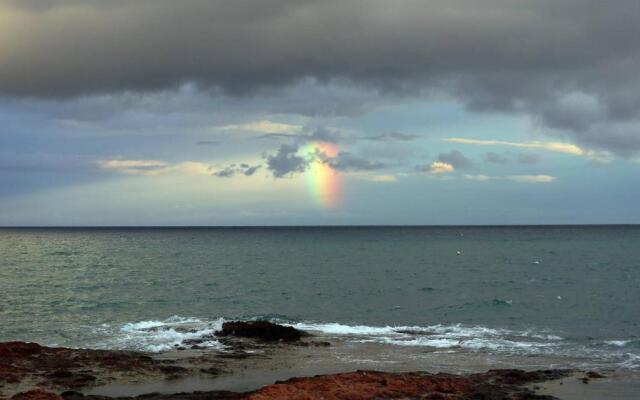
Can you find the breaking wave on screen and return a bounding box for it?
[91,315,640,370]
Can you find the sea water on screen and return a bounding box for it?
[1,226,639,370]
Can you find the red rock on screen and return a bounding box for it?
[247,370,477,400]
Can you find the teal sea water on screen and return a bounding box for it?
[1,226,639,370]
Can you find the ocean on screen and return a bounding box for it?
[1,226,639,372]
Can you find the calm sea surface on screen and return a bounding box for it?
[1,226,639,370]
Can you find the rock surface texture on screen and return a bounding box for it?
[0,333,571,400]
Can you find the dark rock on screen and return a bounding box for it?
[586,371,605,379]
[200,367,222,375]
[0,341,190,391]
[216,321,302,342]
[10,390,62,400]
[158,366,187,376]
[0,343,42,358]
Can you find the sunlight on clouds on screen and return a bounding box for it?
[218,120,302,134]
[445,138,584,156]
[463,174,556,183]
[98,159,169,175]
[427,162,455,174]
[463,174,491,181]
[98,159,214,176]
[507,175,556,183]
[348,173,397,183]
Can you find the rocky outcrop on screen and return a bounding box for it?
[0,342,187,392]
[244,369,569,400]
[27,369,570,400]
[0,339,572,400]
[10,390,63,400]
[216,321,302,342]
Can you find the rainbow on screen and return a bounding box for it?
[303,142,341,209]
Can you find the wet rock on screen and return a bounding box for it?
[10,390,62,400]
[586,371,605,379]
[245,369,566,400]
[478,369,570,386]
[43,370,96,388]
[0,342,190,392]
[217,321,302,342]
[0,341,571,400]
[0,343,43,359]
[200,367,223,375]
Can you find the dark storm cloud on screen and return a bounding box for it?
[213,163,261,178]
[1,0,640,154]
[263,144,308,178]
[437,150,472,170]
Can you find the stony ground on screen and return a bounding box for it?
[0,321,583,400]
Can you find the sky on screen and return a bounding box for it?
[1,0,639,226]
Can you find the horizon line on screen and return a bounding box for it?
[1,223,639,229]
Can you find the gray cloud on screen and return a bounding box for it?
[322,152,387,172]
[516,153,542,165]
[1,1,639,154]
[0,153,94,172]
[258,128,342,144]
[484,151,541,165]
[485,152,509,164]
[361,132,420,142]
[213,163,261,178]
[263,144,308,178]
[197,140,221,146]
[437,150,472,170]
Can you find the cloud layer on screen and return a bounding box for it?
[1,0,639,154]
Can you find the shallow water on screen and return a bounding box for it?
[1,226,639,370]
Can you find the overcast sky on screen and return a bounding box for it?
[1,0,639,226]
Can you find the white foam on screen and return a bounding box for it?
[621,353,640,369]
[289,322,403,336]
[285,321,562,354]
[97,316,225,352]
[92,316,640,370]
[604,340,631,347]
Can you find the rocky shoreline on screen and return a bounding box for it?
[0,321,601,400]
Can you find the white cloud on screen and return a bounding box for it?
[98,159,212,176]
[585,150,615,164]
[97,159,168,175]
[462,174,557,183]
[369,174,397,183]
[463,174,491,181]
[218,120,301,134]
[507,175,556,183]
[428,161,455,174]
[444,138,584,156]
[350,173,397,183]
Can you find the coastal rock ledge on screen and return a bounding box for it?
[1,340,571,400]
